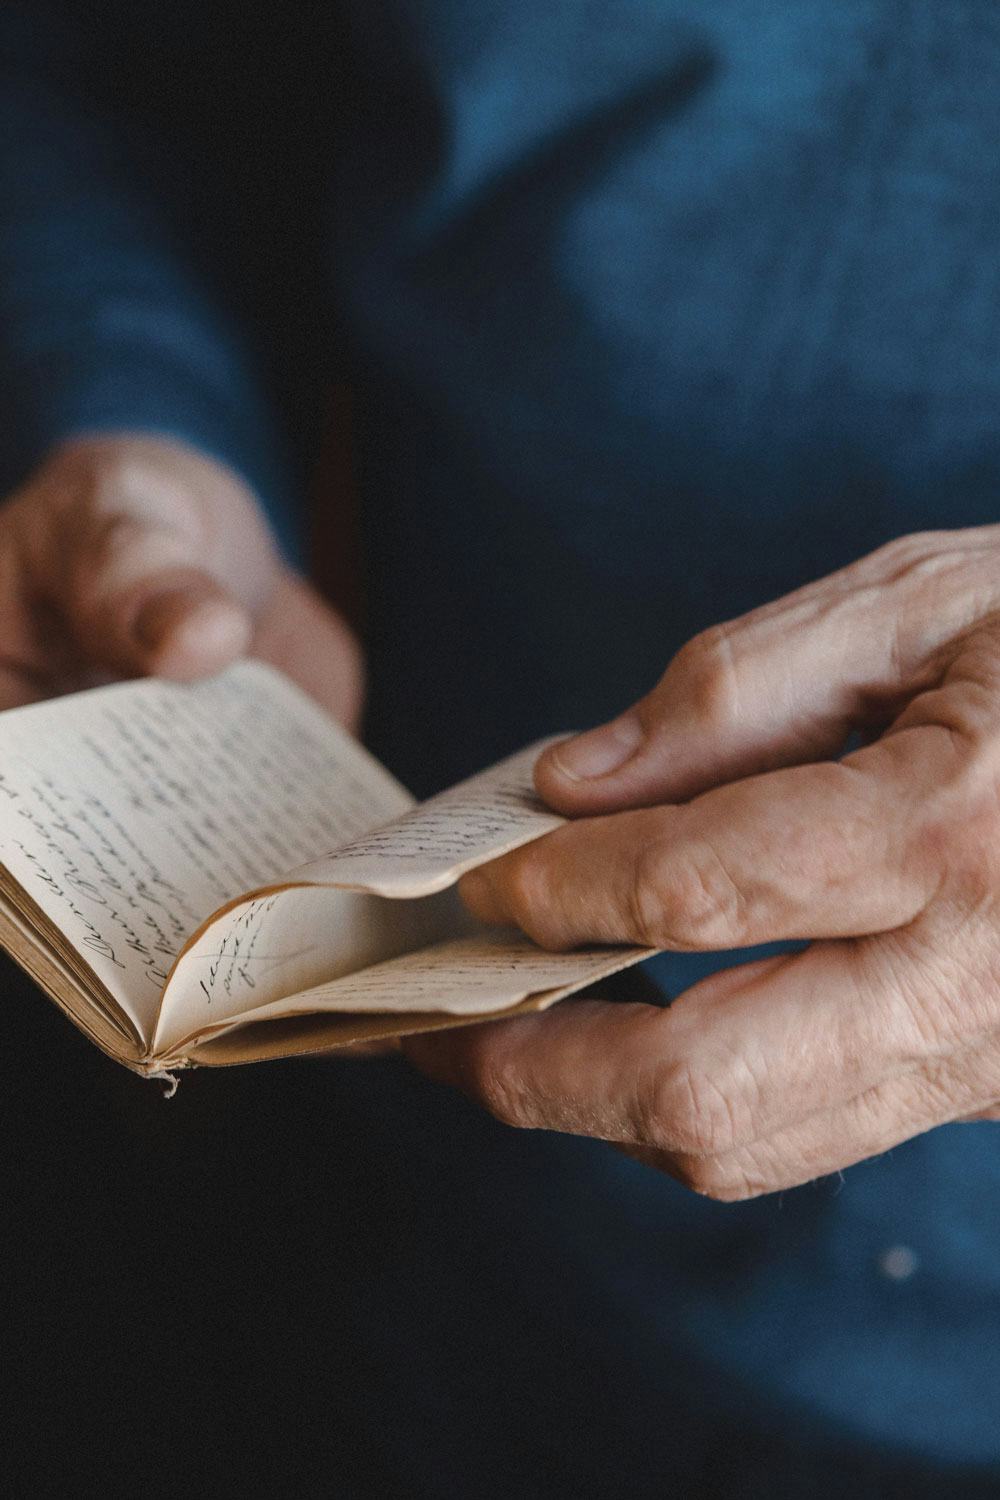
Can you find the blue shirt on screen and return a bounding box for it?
[2,3,999,1489]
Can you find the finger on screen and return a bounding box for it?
[535,529,999,815]
[405,930,992,1161]
[636,1039,1000,1200]
[128,570,253,680]
[404,956,785,1141]
[251,573,365,729]
[18,442,274,682]
[461,729,948,951]
[64,514,253,680]
[0,520,85,705]
[0,664,47,710]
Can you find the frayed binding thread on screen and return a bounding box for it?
[147,1069,180,1099]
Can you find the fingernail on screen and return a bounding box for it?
[168,600,251,660]
[549,712,643,781]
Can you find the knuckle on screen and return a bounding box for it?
[670,625,742,731]
[492,847,540,923]
[868,930,987,1056]
[860,530,983,602]
[631,839,747,949]
[502,848,570,950]
[917,739,1000,899]
[866,530,944,584]
[639,1054,743,1158]
[933,672,1000,749]
[627,843,672,947]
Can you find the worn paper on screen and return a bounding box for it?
[0,662,411,1041]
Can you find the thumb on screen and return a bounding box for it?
[534,536,986,816]
[534,618,876,816]
[126,568,254,679]
[68,524,253,681]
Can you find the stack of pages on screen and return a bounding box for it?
[0,663,649,1075]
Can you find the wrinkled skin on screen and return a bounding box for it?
[407,529,1000,1200]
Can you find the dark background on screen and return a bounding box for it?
[6,958,1000,1500]
[2,958,412,1496]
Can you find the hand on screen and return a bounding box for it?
[406,528,1000,1198]
[0,434,363,726]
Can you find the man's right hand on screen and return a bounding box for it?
[0,434,364,726]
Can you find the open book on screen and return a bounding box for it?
[0,663,651,1076]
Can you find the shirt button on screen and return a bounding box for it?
[879,1244,919,1282]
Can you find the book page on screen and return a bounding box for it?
[282,741,567,898]
[158,931,653,1059]
[152,739,575,1056]
[152,882,469,1056]
[0,663,412,1044]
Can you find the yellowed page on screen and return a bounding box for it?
[281,740,566,897]
[153,740,568,1053]
[152,735,656,1062]
[0,663,412,1044]
[159,932,652,1060]
[152,882,469,1056]
[154,736,657,1060]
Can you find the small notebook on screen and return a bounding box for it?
[0,662,650,1076]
